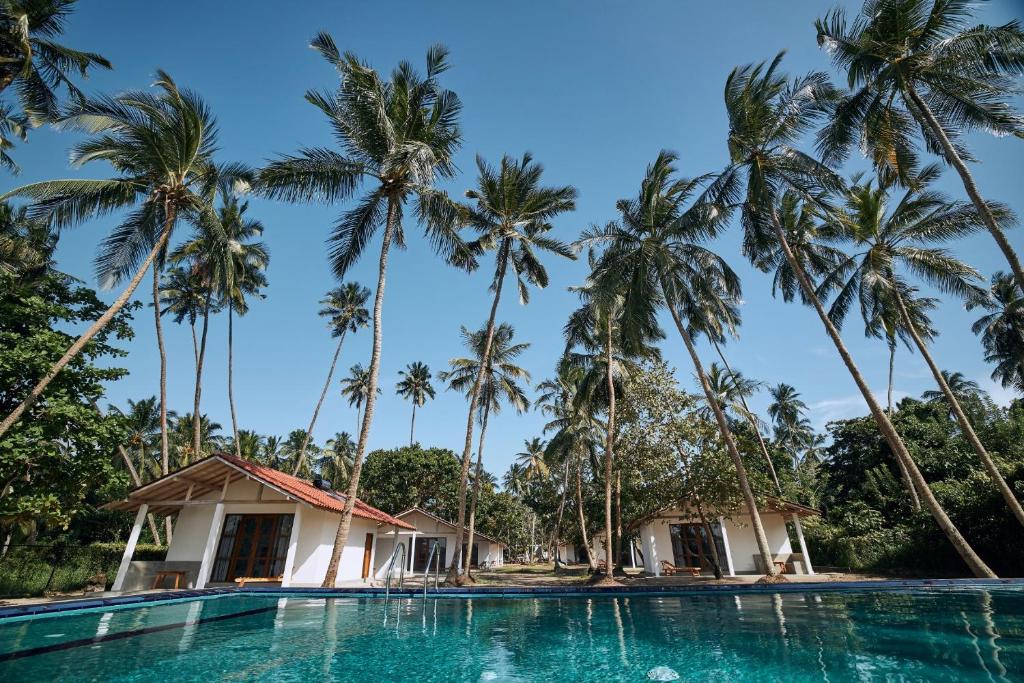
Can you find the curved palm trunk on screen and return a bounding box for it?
[448,240,511,583]
[887,343,895,415]
[465,402,490,581]
[894,293,1024,528]
[576,459,598,572]
[192,290,212,460]
[663,294,778,578]
[0,224,173,439]
[322,198,398,588]
[294,333,347,476]
[228,301,240,458]
[904,84,1024,291]
[767,209,994,577]
[712,340,783,494]
[602,320,617,578]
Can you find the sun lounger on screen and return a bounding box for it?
[660,560,701,576]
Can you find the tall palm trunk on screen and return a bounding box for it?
[893,292,1024,527]
[602,319,616,578]
[614,470,623,574]
[904,84,1024,291]
[465,402,490,581]
[549,459,570,564]
[448,239,511,582]
[575,459,597,572]
[152,265,169,479]
[409,402,417,447]
[0,221,174,440]
[227,301,240,458]
[322,198,397,588]
[885,340,920,510]
[767,209,994,577]
[192,289,212,460]
[712,341,783,494]
[663,292,779,578]
[294,332,347,475]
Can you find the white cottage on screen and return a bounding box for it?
[370,507,506,579]
[104,453,414,591]
[634,497,819,577]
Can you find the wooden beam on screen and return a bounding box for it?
[119,498,294,507]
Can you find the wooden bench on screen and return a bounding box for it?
[151,570,188,589]
[660,561,701,577]
[233,576,283,588]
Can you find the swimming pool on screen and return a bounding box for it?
[0,586,1021,681]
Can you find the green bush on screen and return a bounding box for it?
[0,542,167,598]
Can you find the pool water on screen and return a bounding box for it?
[0,588,1022,681]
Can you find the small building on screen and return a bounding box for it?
[103,453,413,591]
[633,497,819,577]
[370,507,506,579]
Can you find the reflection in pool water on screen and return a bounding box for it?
[0,588,1022,681]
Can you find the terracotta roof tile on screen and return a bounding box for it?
[218,454,414,529]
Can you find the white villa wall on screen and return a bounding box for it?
[372,510,505,576]
[161,477,388,586]
[639,508,793,576]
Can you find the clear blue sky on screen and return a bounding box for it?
[9,0,1023,480]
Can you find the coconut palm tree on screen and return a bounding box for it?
[0,200,54,279]
[516,438,549,481]
[581,150,783,577]
[816,0,1024,289]
[970,273,1024,394]
[293,283,370,475]
[0,75,240,509]
[502,463,527,498]
[159,265,214,368]
[441,322,530,577]
[318,432,356,490]
[340,363,376,436]
[724,52,994,576]
[396,362,435,446]
[822,168,1024,527]
[0,102,26,172]
[169,413,223,468]
[109,396,163,543]
[234,429,263,461]
[445,153,575,581]
[0,0,111,125]
[258,38,473,587]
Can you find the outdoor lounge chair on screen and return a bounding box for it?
[660,560,701,576]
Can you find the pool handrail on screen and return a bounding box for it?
[423,540,442,601]
[383,541,407,604]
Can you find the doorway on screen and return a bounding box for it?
[211,514,293,582]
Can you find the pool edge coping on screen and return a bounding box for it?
[1,577,1021,621]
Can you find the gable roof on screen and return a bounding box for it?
[104,452,413,529]
[394,506,505,547]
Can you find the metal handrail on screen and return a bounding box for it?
[383,541,407,603]
[422,541,442,601]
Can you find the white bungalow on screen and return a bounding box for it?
[103,453,414,591]
[634,497,819,577]
[370,506,506,579]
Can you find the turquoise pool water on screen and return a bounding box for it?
[0,588,1022,681]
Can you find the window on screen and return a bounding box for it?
[669,523,726,571]
[211,514,294,582]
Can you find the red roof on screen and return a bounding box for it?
[217,453,414,529]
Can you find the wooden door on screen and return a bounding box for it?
[218,514,293,581]
[361,533,374,579]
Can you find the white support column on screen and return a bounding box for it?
[408,531,417,574]
[640,523,659,576]
[792,516,815,575]
[280,504,303,587]
[112,504,148,592]
[718,517,736,577]
[368,530,379,582]
[195,503,225,589]
[630,540,637,569]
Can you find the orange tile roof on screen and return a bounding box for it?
[218,453,414,529]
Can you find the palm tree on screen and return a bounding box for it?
[970,273,1024,394]
[440,322,530,577]
[318,432,356,490]
[445,153,576,581]
[0,0,111,125]
[396,362,435,446]
[0,102,26,172]
[293,283,370,475]
[516,438,549,481]
[724,52,993,577]
[502,463,527,498]
[0,73,233,478]
[0,200,54,278]
[581,150,783,578]
[816,0,1024,290]
[109,396,163,544]
[922,370,981,404]
[340,363,376,436]
[234,429,263,461]
[822,168,1024,527]
[169,413,223,468]
[767,383,814,465]
[159,265,214,368]
[258,38,472,588]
